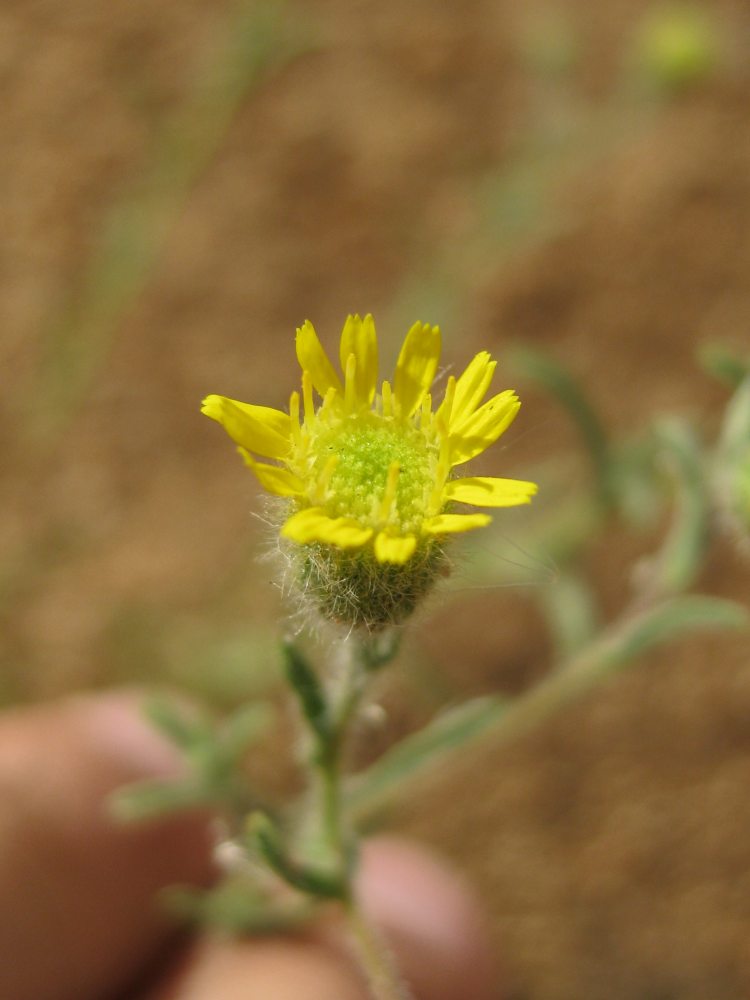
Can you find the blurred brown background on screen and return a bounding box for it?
[2,1,750,997]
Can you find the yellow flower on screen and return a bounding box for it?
[202,315,537,628]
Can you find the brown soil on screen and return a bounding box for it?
[2,2,750,997]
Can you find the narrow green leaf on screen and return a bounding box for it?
[538,571,599,658]
[714,376,750,530]
[512,346,613,509]
[357,630,402,671]
[109,779,213,822]
[347,697,506,818]
[281,642,330,742]
[143,696,209,750]
[247,813,346,899]
[699,343,750,387]
[162,882,312,934]
[349,595,747,821]
[651,419,709,595]
[219,702,274,763]
[602,595,748,668]
[717,375,750,466]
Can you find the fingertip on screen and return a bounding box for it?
[0,691,215,1000]
[357,836,500,1000]
[74,691,190,781]
[140,935,367,1000]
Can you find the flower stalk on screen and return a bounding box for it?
[281,634,412,1000]
[345,900,416,1000]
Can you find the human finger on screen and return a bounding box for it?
[0,692,215,1000]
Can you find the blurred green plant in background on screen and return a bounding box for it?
[630,2,721,94]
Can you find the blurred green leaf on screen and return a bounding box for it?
[219,702,275,764]
[649,418,709,596]
[112,693,272,823]
[609,436,663,529]
[109,778,215,822]
[603,595,748,667]
[699,343,750,388]
[349,594,747,821]
[144,696,211,751]
[716,376,750,466]
[247,812,346,899]
[166,622,282,707]
[512,346,614,510]
[714,376,750,532]
[347,696,507,820]
[282,642,330,744]
[629,3,721,95]
[538,570,599,658]
[163,881,311,934]
[357,630,402,671]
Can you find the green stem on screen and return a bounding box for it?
[346,901,415,1000]
[281,633,408,996]
[314,635,371,870]
[316,740,346,865]
[327,640,414,993]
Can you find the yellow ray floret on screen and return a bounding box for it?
[238,448,304,497]
[447,391,521,465]
[202,316,536,567]
[439,350,496,430]
[422,512,492,536]
[296,321,343,397]
[394,321,441,419]
[375,531,417,564]
[282,507,374,548]
[201,395,291,460]
[443,477,538,507]
[340,313,378,406]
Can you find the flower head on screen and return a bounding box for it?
[202,316,537,629]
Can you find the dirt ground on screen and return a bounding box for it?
[2,1,750,997]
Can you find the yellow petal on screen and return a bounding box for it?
[393,322,441,418]
[448,352,497,426]
[238,448,304,497]
[449,391,520,466]
[343,352,358,412]
[381,379,394,417]
[443,476,538,507]
[296,321,343,397]
[201,395,291,459]
[422,512,492,535]
[281,507,374,549]
[339,313,378,405]
[374,531,417,564]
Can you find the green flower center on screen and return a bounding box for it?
[315,416,434,532]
